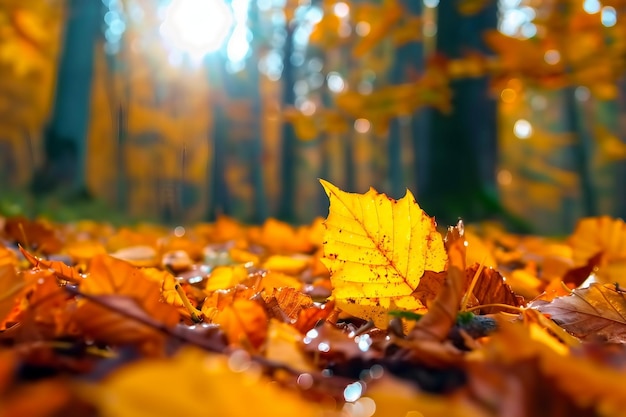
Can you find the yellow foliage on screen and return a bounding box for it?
[205,266,249,292]
[83,347,323,417]
[262,255,309,275]
[568,216,626,285]
[320,179,447,328]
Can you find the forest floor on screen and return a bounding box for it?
[0,182,624,417]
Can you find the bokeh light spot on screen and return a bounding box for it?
[513,119,532,139]
[160,0,234,59]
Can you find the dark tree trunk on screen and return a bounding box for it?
[422,1,502,226]
[207,101,231,221]
[246,1,269,223]
[388,0,424,199]
[564,87,597,217]
[278,24,298,222]
[32,0,101,197]
[617,78,626,219]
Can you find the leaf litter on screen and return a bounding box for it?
[0,181,625,416]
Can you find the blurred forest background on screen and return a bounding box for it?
[1,0,626,234]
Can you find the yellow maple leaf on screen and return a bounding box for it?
[319,180,447,328]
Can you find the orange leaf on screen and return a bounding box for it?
[73,296,170,355]
[19,245,83,284]
[213,299,268,350]
[4,216,62,254]
[82,255,179,327]
[0,264,25,324]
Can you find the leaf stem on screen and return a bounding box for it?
[174,282,203,323]
[460,256,486,311]
[464,303,524,314]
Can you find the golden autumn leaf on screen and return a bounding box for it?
[568,216,626,285]
[83,347,323,417]
[261,255,310,275]
[366,374,487,417]
[204,265,249,292]
[265,319,315,371]
[320,180,447,328]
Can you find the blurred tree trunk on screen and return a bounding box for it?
[617,79,626,219]
[421,2,502,226]
[388,0,424,199]
[278,24,298,221]
[564,86,597,217]
[32,0,101,197]
[207,99,231,220]
[247,1,269,223]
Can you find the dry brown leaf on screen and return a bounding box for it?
[532,283,626,343]
[264,287,313,322]
[464,264,524,314]
[408,222,467,342]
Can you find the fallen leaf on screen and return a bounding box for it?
[248,218,317,254]
[204,265,249,292]
[84,347,323,417]
[464,264,524,314]
[81,255,179,327]
[265,319,314,371]
[366,373,487,417]
[568,216,626,285]
[320,179,447,328]
[4,216,62,254]
[532,283,626,343]
[264,286,313,322]
[0,264,24,323]
[408,222,467,342]
[19,246,83,284]
[261,255,310,275]
[212,299,268,350]
[470,320,626,417]
[73,296,170,355]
